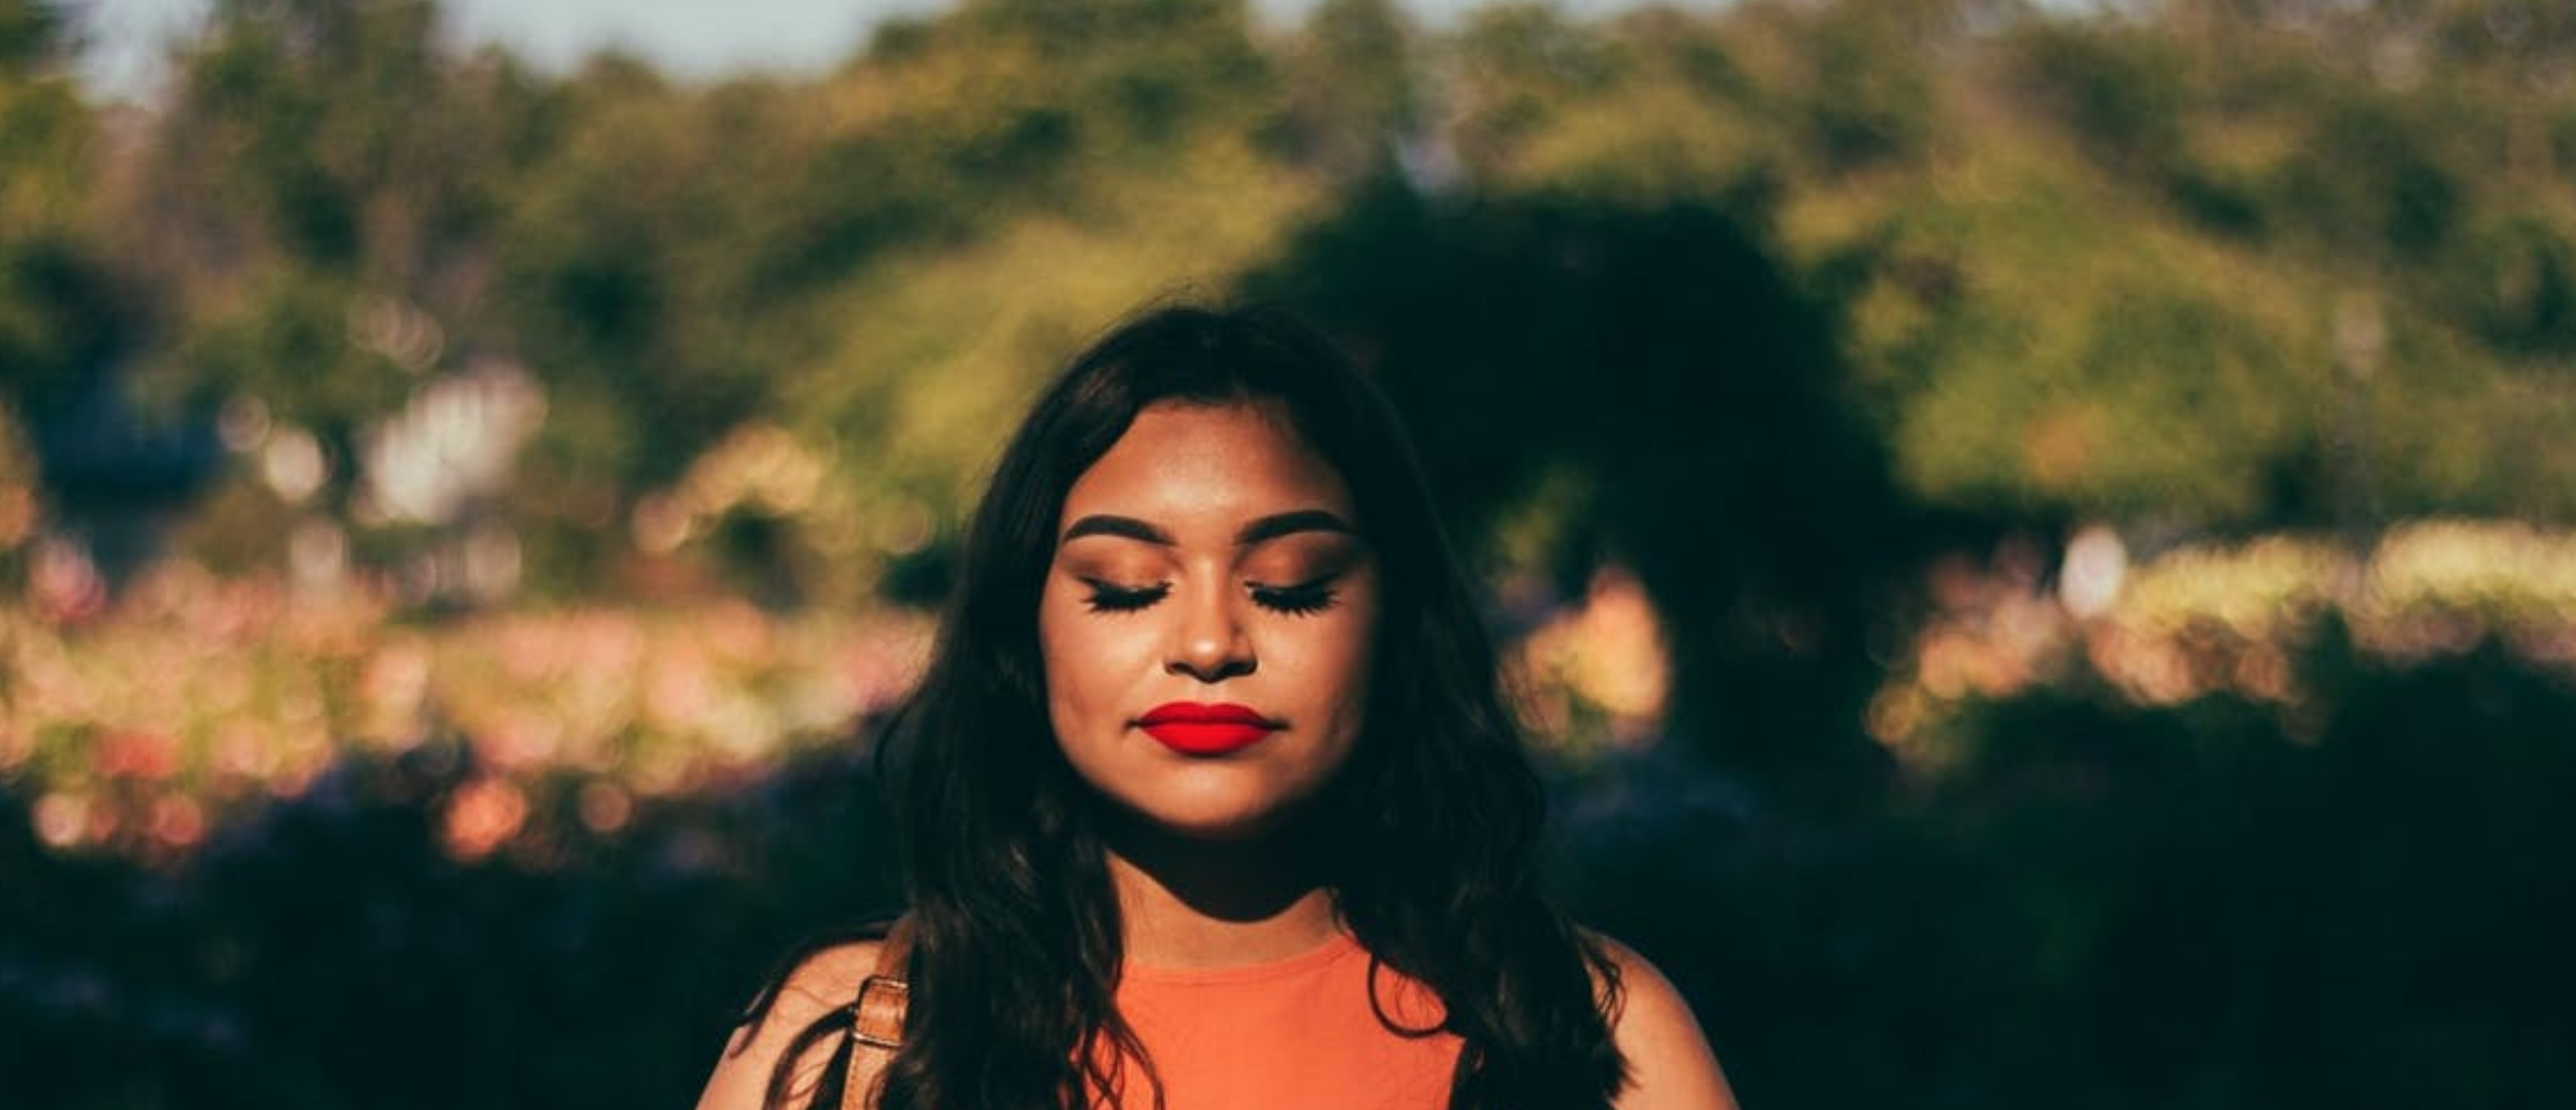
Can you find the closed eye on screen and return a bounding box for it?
[1249,576,1341,617]
[1081,578,1169,614]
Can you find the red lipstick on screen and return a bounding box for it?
[1137,702,1280,756]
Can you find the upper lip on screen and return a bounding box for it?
[1137,702,1279,727]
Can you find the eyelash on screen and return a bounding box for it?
[1250,581,1340,616]
[1078,577,1342,617]
[1081,581,1169,614]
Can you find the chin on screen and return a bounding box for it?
[1106,786,1311,843]
[1132,804,1292,843]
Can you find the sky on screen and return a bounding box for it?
[65,0,1671,102]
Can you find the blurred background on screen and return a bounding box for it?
[6,0,2575,1105]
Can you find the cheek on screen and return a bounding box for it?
[1036,606,1092,722]
[1334,605,1378,700]
[1291,594,1380,742]
[1038,597,1148,729]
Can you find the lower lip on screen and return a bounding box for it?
[1140,722,1277,756]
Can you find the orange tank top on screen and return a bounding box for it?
[1094,932,1463,1110]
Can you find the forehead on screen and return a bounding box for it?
[1062,401,1354,522]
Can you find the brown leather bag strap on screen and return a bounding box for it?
[839,916,915,1110]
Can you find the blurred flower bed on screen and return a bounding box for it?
[0,535,1691,872]
[1874,519,2576,763]
[0,561,932,865]
[14,518,2576,865]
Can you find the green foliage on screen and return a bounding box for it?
[1267,0,1419,180]
[1450,3,1618,175]
[491,65,797,490]
[0,0,67,72]
[167,272,411,431]
[1780,0,1951,170]
[32,0,2568,589]
[2442,209,2576,355]
[2006,19,2194,179]
[0,0,112,486]
[171,0,462,271]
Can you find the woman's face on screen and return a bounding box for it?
[1038,400,1379,841]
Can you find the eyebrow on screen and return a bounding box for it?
[1060,509,1360,548]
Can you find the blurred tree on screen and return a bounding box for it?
[1268,0,1422,183]
[1437,6,1776,206]
[145,0,488,282]
[1774,0,1957,172]
[1782,0,2576,528]
[493,60,801,491]
[728,0,1318,602]
[2444,210,2576,354]
[1448,3,1616,180]
[0,0,114,421]
[1256,186,1912,799]
[2004,19,2195,187]
[121,0,538,521]
[26,0,2576,598]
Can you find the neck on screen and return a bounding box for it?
[1103,817,1344,971]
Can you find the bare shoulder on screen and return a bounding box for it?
[693,938,884,1110]
[1587,932,1741,1110]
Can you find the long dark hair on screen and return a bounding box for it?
[742,305,1627,1110]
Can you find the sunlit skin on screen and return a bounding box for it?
[1038,400,1378,968]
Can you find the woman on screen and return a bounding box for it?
[696,306,1736,1110]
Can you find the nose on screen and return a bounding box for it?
[1166,579,1255,683]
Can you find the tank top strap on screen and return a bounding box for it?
[840,916,915,1110]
